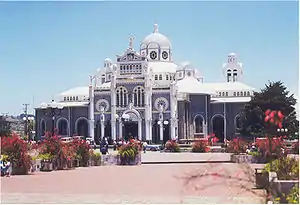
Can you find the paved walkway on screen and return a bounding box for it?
[1,163,266,204]
[141,152,232,163]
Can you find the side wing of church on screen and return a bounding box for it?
[35,24,255,144]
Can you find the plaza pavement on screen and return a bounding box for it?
[1,153,266,204]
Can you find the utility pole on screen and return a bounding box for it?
[23,103,29,139]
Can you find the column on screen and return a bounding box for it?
[224,102,227,143]
[159,109,164,142]
[119,120,123,140]
[88,76,95,141]
[111,70,117,140]
[144,64,152,142]
[159,123,163,141]
[138,120,142,141]
[100,114,105,139]
[170,82,177,140]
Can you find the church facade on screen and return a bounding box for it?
[35,24,255,144]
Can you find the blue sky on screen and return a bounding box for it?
[0,1,298,115]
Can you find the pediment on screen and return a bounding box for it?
[117,50,146,62]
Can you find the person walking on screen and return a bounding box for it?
[100,138,108,155]
[143,141,148,153]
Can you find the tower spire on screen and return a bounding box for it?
[128,35,135,50]
[153,23,159,33]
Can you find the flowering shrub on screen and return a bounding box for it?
[192,139,210,153]
[1,134,32,174]
[226,137,248,154]
[255,137,285,159]
[38,135,61,157]
[72,139,90,166]
[165,140,180,152]
[118,139,141,165]
[206,134,218,145]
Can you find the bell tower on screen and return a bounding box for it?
[223,53,243,82]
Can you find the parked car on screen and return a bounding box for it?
[72,136,85,141]
[146,145,161,151]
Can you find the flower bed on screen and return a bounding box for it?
[1,134,32,175]
[191,139,210,153]
[118,139,142,165]
[263,156,299,203]
[226,137,248,154]
[165,140,180,152]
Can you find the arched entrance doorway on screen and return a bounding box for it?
[104,120,112,144]
[122,112,139,141]
[152,120,159,144]
[212,115,225,142]
[76,118,88,137]
[40,119,46,136]
[56,118,68,136]
[163,120,170,143]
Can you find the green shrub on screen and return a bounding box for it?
[37,153,54,161]
[263,156,299,180]
[249,151,261,157]
[286,184,299,204]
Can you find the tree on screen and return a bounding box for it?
[0,116,11,137]
[239,81,299,138]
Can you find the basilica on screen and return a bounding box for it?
[35,24,255,144]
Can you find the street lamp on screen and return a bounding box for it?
[277,128,288,133]
[23,116,34,141]
[41,100,64,136]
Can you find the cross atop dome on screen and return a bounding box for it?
[128,35,135,50]
[153,23,159,33]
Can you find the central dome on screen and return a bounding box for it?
[141,24,172,49]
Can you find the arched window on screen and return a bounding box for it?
[194,115,204,133]
[244,91,247,96]
[233,92,236,96]
[225,92,228,96]
[240,91,243,96]
[227,69,232,82]
[57,118,68,136]
[233,69,238,82]
[159,74,162,80]
[133,86,145,107]
[166,75,169,80]
[247,91,250,96]
[40,119,46,136]
[237,92,240,96]
[76,96,79,101]
[116,86,128,107]
[64,97,66,101]
[222,92,225,96]
[155,75,158,80]
[67,96,69,101]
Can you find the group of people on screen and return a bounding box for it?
[0,156,11,177]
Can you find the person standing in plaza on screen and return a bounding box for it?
[143,141,148,153]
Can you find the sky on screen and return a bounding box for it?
[0,1,299,115]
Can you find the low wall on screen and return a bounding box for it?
[269,172,299,196]
[101,152,142,166]
[230,154,265,164]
